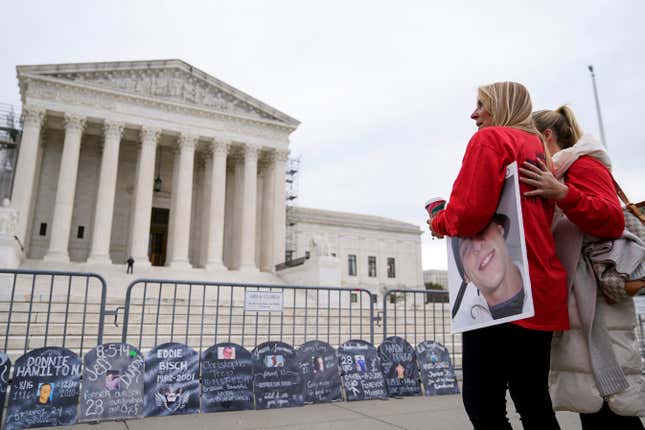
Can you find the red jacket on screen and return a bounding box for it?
[432,127,569,331]
[558,156,624,239]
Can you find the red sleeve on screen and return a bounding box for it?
[431,130,508,237]
[558,156,624,239]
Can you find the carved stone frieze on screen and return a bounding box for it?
[45,68,279,122]
[26,79,292,143]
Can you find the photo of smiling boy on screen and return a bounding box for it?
[447,162,534,332]
[454,214,524,319]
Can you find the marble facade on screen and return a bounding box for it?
[12,60,298,272]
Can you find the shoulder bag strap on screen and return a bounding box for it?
[613,179,631,207]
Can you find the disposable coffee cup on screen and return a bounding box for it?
[425,197,446,217]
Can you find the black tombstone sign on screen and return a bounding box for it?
[79,343,144,422]
[252,341,304,409]
[201,343,254,413]
[0,352,10,427]
[337,339,387,401]
[415,341,460,396]
[378,336,421,396]
[144,342,199,417]
[296,340,342,404]
[3,347,81,430]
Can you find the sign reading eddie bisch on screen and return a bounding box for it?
[4,347,81,430]
[144,342,199,417]
[244,290,283,312]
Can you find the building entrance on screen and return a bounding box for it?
[149,208,169,266]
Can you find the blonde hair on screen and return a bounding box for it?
[532,105,584,149]
[478,81,552,164]
[477,82,538,134]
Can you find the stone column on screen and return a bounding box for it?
[199,153,211,266]
[43,114,86,262]
[231,155,244,269]
[260,151,276,271]
[238,143,259,271]
[168,133,197,269]
[129,127,160,266]
[273,150,289,267]
[12,107,45,249]
[87,120,124,264]
[204,140,229,271]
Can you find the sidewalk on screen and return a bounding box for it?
[73,394,594,430]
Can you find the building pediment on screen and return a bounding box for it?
[17,59,299,128]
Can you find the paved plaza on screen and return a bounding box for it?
[72,394,599,430]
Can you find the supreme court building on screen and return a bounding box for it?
[3,59,423,293]
[11,59,296,273]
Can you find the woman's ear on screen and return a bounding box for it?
[543,128,557,147]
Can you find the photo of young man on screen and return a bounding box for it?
[217,346,236,360]
[37,383,53,405]
[452,214,524,320]
[446,162,534,332]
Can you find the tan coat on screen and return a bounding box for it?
[549,290,644,415]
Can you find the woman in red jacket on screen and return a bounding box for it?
[520,106,643,429]
[428,82,568,430]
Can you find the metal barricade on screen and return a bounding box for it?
[382,288,462,370]
[121,279,375,353]
[0,269,107,359]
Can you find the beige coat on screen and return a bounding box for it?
[549,290,644,415]
[548,134,645,416]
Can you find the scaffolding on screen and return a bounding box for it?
[285,156,300,261]
[0,103,21,200]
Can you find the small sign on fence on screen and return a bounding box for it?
[244,290,283,312]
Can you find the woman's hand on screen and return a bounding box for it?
[426,216,444,239]
[519,159,568,201]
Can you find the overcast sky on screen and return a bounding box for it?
[2,0,643,270]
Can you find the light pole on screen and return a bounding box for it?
[588,65,607,148]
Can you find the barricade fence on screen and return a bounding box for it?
[120,280,375,353]
[0,269,107,360]
[2,269,640,375]
[381,288,462,370]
